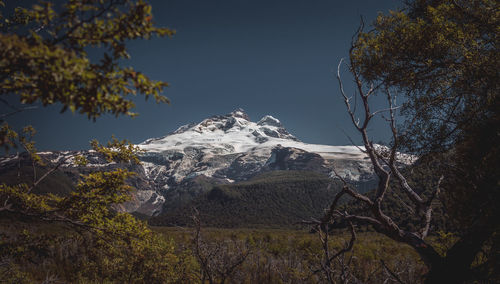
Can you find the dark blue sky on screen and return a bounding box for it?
[5,0,403,151]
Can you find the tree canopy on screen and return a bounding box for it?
[0,0,173,121]
[351,0,499,153]
[336,0,499,282]
[0,1,194,282]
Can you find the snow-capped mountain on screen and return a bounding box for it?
[0,109,386,216]
[137,109,374,184]
[130,109,378,215]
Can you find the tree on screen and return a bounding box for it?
[0,1,193,282]
[191,209,251,284]
[353,1,499,282]
[319,0,498,283]
[0,0,173,123]
[351,0,498,154]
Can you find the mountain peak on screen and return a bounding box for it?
[257,115,282,127]
[228,108,249,121]
[139,109,302,151]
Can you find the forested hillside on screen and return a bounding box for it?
[151,171,342,227]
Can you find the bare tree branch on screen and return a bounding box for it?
[27,154,73,193]
[324,55,444,271]
[420,175,444,239]
[191,208,250,284]
[380,260,405,284]
[0,106,38,121]
[337,58,362,131]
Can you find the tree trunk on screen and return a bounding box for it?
[424,217,495,283]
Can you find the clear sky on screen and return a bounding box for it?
[4,0,403,151]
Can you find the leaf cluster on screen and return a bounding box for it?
[0,0,173,120]
[351,0,499,153]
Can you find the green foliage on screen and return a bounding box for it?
[0,122,18,151]
[0,1,180,278]
[352,0,499,153]
[0,137,196,283]
[0,1,190,282]
[0,0,173,122]
[90,135,145,164]
[432,231,458,257]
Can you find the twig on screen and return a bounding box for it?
[380,260,405,284]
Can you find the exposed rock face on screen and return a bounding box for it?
[263,146,329,174]
[1,109,406,216]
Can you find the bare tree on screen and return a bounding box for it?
[315,41,446,282]
[191,209,251,284]
[308,219,360,284]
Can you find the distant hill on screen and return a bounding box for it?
[149,170,345,228]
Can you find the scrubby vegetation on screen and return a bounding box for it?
[156,227,427,284]
[1,212,430,283]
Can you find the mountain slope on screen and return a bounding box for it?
[149,171,344,228]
